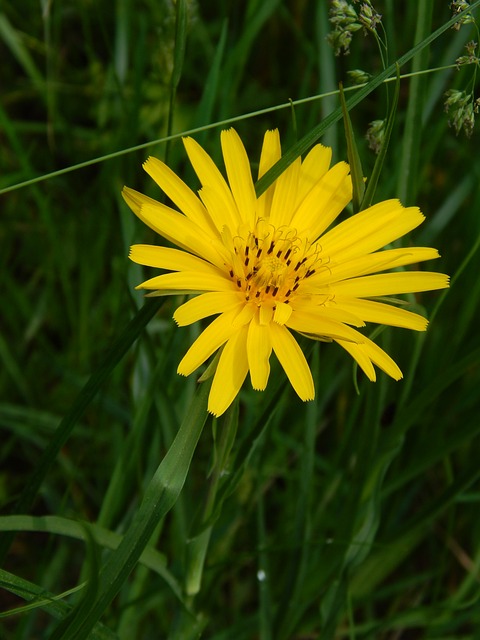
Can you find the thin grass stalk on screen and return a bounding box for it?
[396,0,434,204]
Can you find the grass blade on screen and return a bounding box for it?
[339,82,365,213]
[0,299,164,563]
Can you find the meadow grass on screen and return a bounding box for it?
[1,1,480,638]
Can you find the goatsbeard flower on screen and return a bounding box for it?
[123,128,449,416]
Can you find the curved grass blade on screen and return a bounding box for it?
[0,298,165,564]
[0,514,184,603]
[0,569,115,640]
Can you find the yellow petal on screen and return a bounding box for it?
[208,326,249,416]
[198,185,237,234]
[139,200,228,269]
[291,161,352,241]
[247,312,272,390]
[320,200,424,261]
[333,272,450,297]
[221,129,257,227]
[177,306,243,376]
[273,301,293,325]
[183,136,240,231]
[334,296,428,331]
[296,144,332,207]
[258,129,282,179]
[337,339,376,380]
[291,299,365,327]
[259,304,274,325]
[122,185,164,216]
[336,335,403,381]
[257,129,281,219]
[232,302,256,328]
[129,244,215,272]
[287,311,365,342]
[269,156,301,227]
[270,323,315,401]
[173,292,243,326]
[137,270,234,292]
[362,335,403,380]
[143,157,216,234]
[308,247,441,286]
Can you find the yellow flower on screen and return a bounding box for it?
[123,128,449,416]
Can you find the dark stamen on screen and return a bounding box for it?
[305,269,315,277]
[229,269,234,277]
[265,285,271,294]
[284,248,292,260]
[273,286,279,296]
[245,257,249,266]
[267,241,274,255]
[276,250,282,258]
[294,257,307,271]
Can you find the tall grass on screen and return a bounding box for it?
[1,1,480,638]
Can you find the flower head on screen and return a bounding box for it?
[123,129,449,416]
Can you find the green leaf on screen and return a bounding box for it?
[171,0,188,91]
[396,0,434,204]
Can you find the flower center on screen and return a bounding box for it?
[225,220,321,304]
